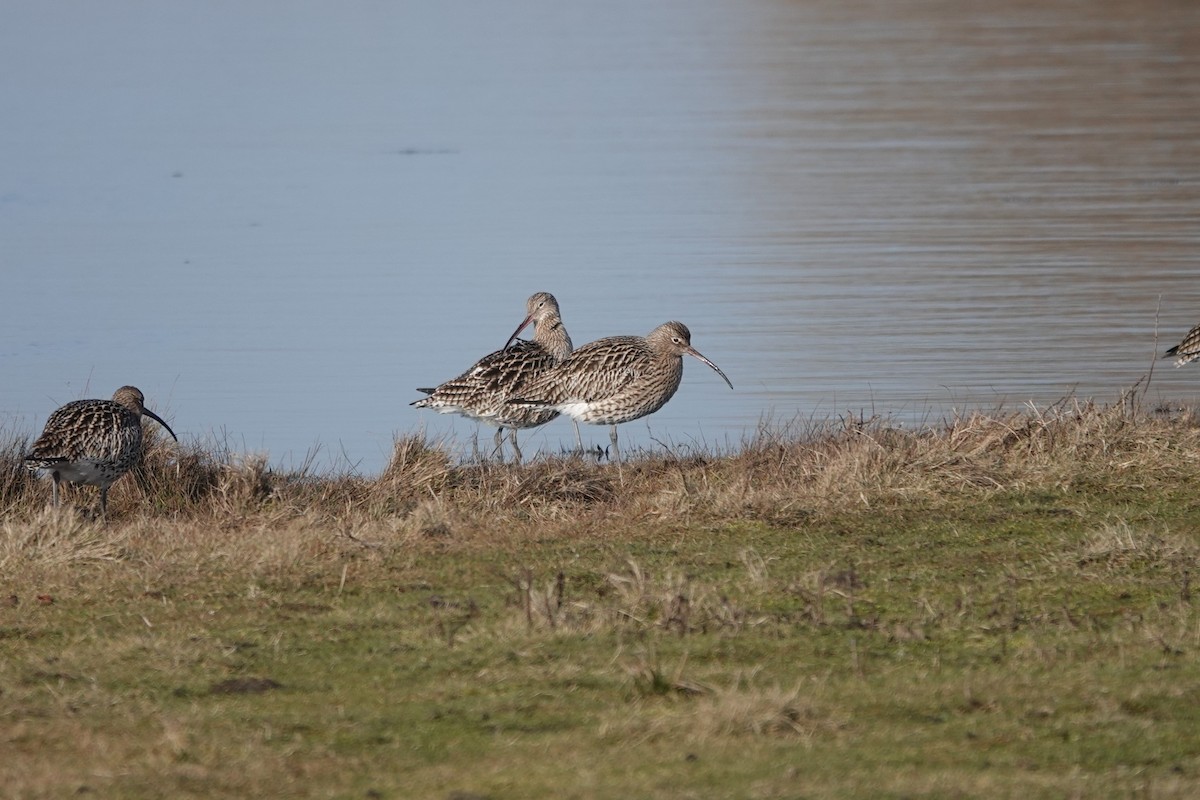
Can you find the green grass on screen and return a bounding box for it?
[2,402,1199,797]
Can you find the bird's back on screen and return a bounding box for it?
[1166,323,1200,367]
[520,335,683,424]
[412,340,561,426]
[26,399,144,486]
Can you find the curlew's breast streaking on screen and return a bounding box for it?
[1165,322,1200,368]
[510,321,733,463]
[411,292,579,462]
[25,385,178,520]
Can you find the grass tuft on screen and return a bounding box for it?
[0,507,126,569]
[3,397,1200,796]
[373,433,453,509]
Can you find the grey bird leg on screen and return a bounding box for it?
[99,486,109,522]
[572,420,583,452]
[508,429,523,464]
[609,425,621,464]
[51,472,61,508]
[492,428,506,462]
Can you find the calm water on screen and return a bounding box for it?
[2,1,1198,474]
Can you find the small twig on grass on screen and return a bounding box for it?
[341,529,381,549]
[518,567,534,630]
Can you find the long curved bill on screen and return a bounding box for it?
[686,347,734,390]
[143,408,179,442]
[504,314,535,351]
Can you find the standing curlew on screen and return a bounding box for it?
[511,321,733,463]
[25,385,178,520]
[412,292,579,462]
[1165,322,1200,367]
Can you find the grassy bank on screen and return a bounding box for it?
[2,400,1199,798]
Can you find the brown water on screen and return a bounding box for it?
[1,1,1198,471]
[703,0,1200,423]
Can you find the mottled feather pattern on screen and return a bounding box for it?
[27,400,144,469]
[522,317,572,363]
[1165,322,1200,367]
[508,321,731,463]
[413,339,563,426]
[25,385,178,518]
[517,334,683,424]
[411,292,573,430]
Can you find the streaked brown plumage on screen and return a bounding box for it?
[412,292,576,461]
[25,385,178,519]
[1165,322,1200,367]
[511,321,733,463]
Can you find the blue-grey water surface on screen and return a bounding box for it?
[2,1,1198,474]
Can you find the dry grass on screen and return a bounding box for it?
[2,398,1200,798]
[619,667,847,745]
[5,397,1198,532]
